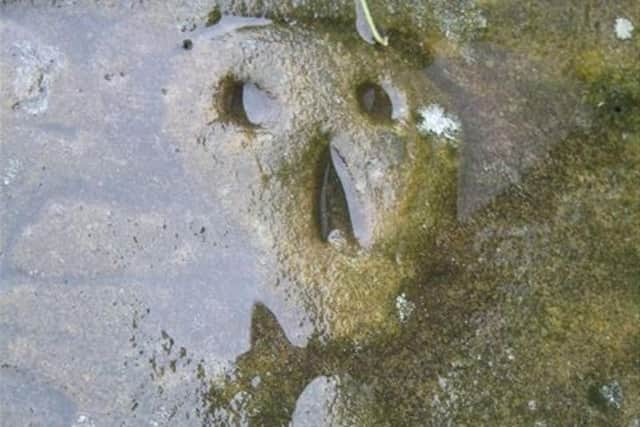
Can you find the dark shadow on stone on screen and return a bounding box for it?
[217,75,251,127]
[425,43,587,221]
[202,303,322,426]
[318,147,355,246]
[356,82,393,123]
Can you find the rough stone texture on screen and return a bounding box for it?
[291,376,339,426]
[1,0,639,426]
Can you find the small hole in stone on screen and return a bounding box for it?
[182,39,193,50]
[218,76,250,126]
[613,105,622,113]
[356,82,393,123]
[217,77,278,127]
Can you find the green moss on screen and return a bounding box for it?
[587,70,640,132]
[269,3,434,69]
[274,132,328,185]
[381,134,458,266]
[205,6,222,27]
[199,2,640,424]
[328,105,640,424]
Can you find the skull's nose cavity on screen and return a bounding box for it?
[356,82,393,123]
[218,76,277,127]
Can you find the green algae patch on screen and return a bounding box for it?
[481,0,640,79]
[382,134,459,264]
[586,69,640,132]
[273,132,329,187]
[313,77,640,422]
[205,6,222,27]
[327,123,640,425]
[195,2,640,423]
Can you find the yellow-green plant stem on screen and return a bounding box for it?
[358,0,389,46]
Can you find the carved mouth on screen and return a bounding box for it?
[318,145,353,247]
[318,141,372,249]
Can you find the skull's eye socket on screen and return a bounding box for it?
[356,82,393,123]
[218,76,277,127]
[219,77,249,125]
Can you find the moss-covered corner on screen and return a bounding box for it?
[198,1,639,424]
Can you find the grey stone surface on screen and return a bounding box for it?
[291,376,339,427]
[2,1,631,426]
[0,4,317,424]
[0,364,76,427]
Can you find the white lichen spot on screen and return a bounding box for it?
[528,400,537,411]
[437,375,448,390]
[417,104,461,143]
[251,375,261,388]
[12,41,65,114]
[395,292,415,323]
[505,347,515,361]
[431,371,461,423]
[71,414,96,427]
[600,380,624,409]
[614,18,634,40]
[3,159,22,186]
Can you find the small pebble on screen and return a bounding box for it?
[395,292,416,323]
[327,229,347,249]
[600,380,624,409]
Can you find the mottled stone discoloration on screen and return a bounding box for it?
[1,1,639,426]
